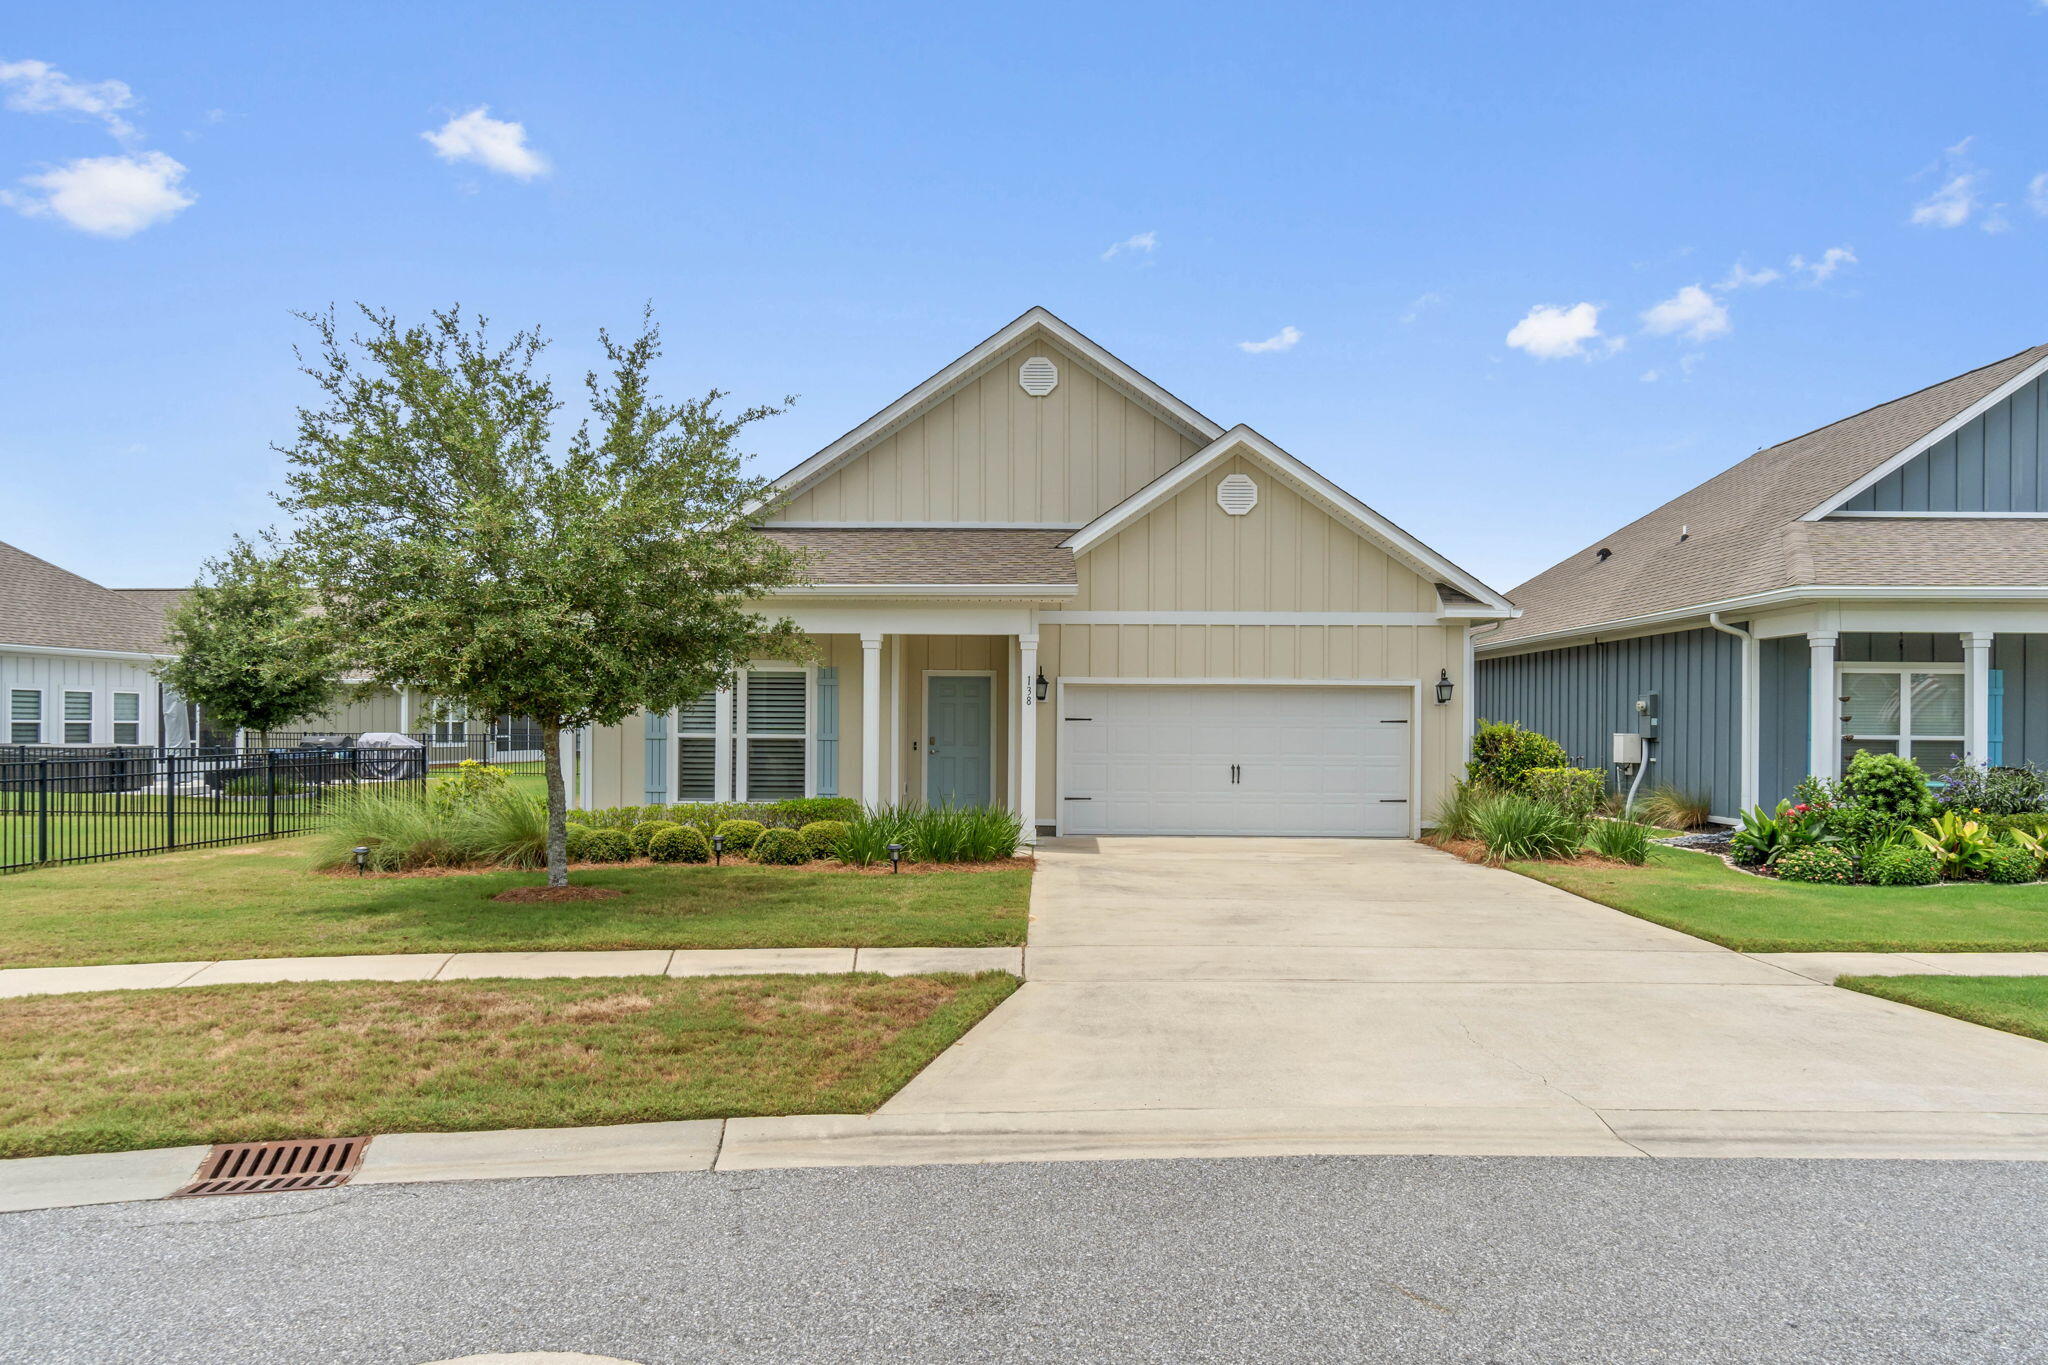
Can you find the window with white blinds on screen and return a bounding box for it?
[740,670,808,800]
[63,691,93,744]
[9,690,41,745]
[113,692,141,745]
[678,690,718,801]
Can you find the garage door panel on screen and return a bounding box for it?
[1060,684,1412,837]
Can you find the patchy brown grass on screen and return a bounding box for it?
[0,971,1020,1159]
[489,886,627,903]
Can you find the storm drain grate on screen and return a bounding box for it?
[171,1136,371,1198]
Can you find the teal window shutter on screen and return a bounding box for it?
[643,709,670,805]
[1989,669,2005,767]
[815,667,839,796]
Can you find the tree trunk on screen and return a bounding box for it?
[542,719,570,887]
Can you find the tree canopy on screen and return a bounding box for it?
[156,535,340,736]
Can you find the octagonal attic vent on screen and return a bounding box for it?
[1018,356,1058,396]
[1217,472,1259,516]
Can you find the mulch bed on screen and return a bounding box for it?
[1424,835,1635,871]
[489,886,628,903]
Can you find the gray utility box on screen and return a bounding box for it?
[1612,732,1644,766]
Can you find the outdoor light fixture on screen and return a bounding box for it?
[352,846,370,876]
[1435,669,1455,706]
[712,834,725,865]
[1034,668,1049,702]
[887,842,904,873]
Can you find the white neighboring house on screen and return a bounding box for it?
[0,541,182,751]
[578,307,1517,836]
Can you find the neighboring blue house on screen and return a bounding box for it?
[1475,343,2048,821]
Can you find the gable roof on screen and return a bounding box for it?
[760,528,1076,590]
[0,541,172,655]
[762,307,1225,510]
[1062,425,1516,614]
[1484,342,2048,648]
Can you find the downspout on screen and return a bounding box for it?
[1708,612,1756,815]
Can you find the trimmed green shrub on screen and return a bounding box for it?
[1585,818,1652,865]
[714,818,767,852]
[579,827,635,863]
[751,827,811,865]
[429,759,513,813]
[647,824,712,864]
[1983,841,2041,885]
[778,797,861,825]
[800,820,850,858]
[1817,800,1900,853]
[1862,844,1940,886]
[564,823,597,861]
[1468,790,1585,862]
[1522,767,1605,820]
[1772,844,1858,885]
[629,820,681,856]
[1842,750,1933,823]
[1466,721,1569,791]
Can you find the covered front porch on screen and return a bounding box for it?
[1744,599,2048,805]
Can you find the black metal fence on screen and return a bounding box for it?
[248,731,546,776]
[1,744,426,873]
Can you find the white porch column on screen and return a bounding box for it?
[713,683,735,802]
[1006,635,1022,812]
[890,641,905,803]
[396,686,411,735]
[1018,632,1039,841]
[860,633,883,809]
[1807,631,1838,781]
[1964,631,1995,766]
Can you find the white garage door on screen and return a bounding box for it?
[1058,684,1412,837]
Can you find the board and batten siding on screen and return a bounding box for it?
[1841,373,2048,512]
[0,650,161,746]
[1475,627,1743,820]
[1071,453,1439,612]
[767,336,1202,525]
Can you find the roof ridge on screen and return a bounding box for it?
[1748,340,2048,460]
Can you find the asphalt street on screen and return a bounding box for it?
[4,1154,2045,1364]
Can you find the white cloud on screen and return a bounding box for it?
[2030,173,2048,217]
[2,151,193,236]
[1400,291,1446,323]
[1640,369,1661,383]
[422,106,549,180]
[1716,262,1781,289]
[1100,230,1156,261]
[1911,173,1980,228]
[0,58,137,141]
[1505,302,1606,360]
[1237,325,1302,354]
[1789,245,1856,283]
[1640,285,1730,342]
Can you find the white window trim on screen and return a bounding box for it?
[9,686,46,746]
[62,689,95,746]
[430,707,469,746]
[920,669,999,807]
[735,663,816,801]
[112,690,143,746]
[1837,663,1966,766]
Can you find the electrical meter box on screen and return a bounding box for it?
[1612,731,1644,766]
[1635,692,1660,738]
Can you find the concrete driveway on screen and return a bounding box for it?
[727,837,2048,1166]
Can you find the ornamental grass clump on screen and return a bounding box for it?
[451,788,550,869]
[1467,790,1585,863]
[1430,781,1485,842]
[1585,818,1653,865]
[1636,785,1713,831]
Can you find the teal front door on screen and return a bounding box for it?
[925,675,993,806]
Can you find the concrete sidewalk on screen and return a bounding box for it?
[0,946,1023,998]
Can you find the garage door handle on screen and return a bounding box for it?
[1379,798,1407,803]
[1063,796,1092,801]
[1380,718,1408,724]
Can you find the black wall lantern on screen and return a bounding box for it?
[1034,669,1049,702]
[1434,669,1455,706]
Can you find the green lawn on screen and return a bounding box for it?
[0,838,1030,968]
[0,971,1018,1158]
[1839,975,2048,1045]
[1508,845,2048,952]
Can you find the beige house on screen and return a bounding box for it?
[579,308,1514,836]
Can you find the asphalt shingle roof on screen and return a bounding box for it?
[759,528,1077,586]
[1488,343,2048,646]
[0,542,172,654]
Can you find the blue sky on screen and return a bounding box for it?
[4,2,2045,593]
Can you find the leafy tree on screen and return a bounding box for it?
[155,535,340,736]
[276,305,810,886]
